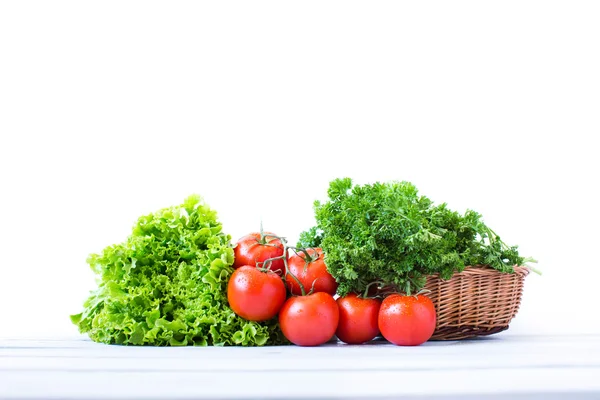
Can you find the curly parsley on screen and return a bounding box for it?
[299,178,535,296]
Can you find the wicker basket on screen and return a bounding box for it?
[424,265,529,340]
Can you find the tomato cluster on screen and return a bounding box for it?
[227,231,437,347]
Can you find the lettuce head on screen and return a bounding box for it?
[71,195,285,346]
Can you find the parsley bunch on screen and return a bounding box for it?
[299,178,535,296]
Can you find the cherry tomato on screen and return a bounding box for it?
[335,293,381,344]
[278,292,339,346]
[378,294,436,346]
[233,232,285,275]
[227,266,286,322]
[286,248,338,296]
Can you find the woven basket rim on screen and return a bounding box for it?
[428,264,530,279]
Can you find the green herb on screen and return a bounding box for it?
[71,195,286,346]
[298,178,536,296]
[297,226,323,248]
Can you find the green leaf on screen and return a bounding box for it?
[301,178,532,296]
[70,313,82,325]
[71,195,286,346]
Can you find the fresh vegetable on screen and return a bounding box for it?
[299,177,536,296]
[227,265,287,322]
[286,248,338,296]
[378,294,436,346]
[234,231,285,275]
[336,293,381,344]
[297,226,323,248]
[71,195,286,346]
[278,292,339,346]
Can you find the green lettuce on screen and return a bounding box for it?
[71,195,286,346]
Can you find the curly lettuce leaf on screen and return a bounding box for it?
[71,195,286,346]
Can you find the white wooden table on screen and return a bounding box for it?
[1,334,599,399]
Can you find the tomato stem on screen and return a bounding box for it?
[280,238,307,296]
[257,254,284,271]
[251,230,317,297]
[257,221,283,246]
[306,278,320,295]
[288,246,319,272]
[376,284,401,297]
[362,281,385,298]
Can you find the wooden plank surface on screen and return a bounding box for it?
[1,334,599,399]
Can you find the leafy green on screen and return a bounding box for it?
[297,226,323,248]
[71,195,286,346]
[299,178,534,296]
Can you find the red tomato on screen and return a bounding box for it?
[227,266,286,322]
[336,293,381,344]
[378,294,436,346]
[286,248,338,296]
[233,232,285,275]
[278,292,339,346]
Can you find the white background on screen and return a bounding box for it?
[0,1,598,338]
